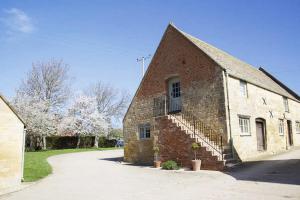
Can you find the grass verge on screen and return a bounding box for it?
[24,147,120,182]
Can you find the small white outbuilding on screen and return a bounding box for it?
[0,94,26,192]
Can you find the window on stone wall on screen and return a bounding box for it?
[139,123,151,139]
[279,119,284,136]
[283,97,289,112]
[240,80,248,98]
[296,121,300,134]
[239,116,251,135]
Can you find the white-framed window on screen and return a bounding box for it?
[139,123,151,139]
[296,121,300,134]
[240,80,248,98]
[172,82,181,98]
[239,116,251,135]
[279,119,284,136]
[283,97,289,112]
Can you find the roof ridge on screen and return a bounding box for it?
[259,68,300,100]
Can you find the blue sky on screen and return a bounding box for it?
[0,0,300,99]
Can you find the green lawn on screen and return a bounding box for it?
[24,147,119,182]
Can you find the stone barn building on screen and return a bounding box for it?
[0,94,26,192]
[123,24,300,170]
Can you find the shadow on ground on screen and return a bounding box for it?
[100,156,124,162]
[99,156,153,167]
[226,159,300,185]
[99,155,300,185]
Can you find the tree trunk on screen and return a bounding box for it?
[42,135,47,150]
[94,135,99,148]
[29,135,35,151]
[35,135,41,150]
[77,136,81,148]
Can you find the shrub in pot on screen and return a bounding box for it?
[153,146,161,168]
[161,160,179,170]
[191,142,201,171]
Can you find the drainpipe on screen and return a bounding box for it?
[283,114,288,150]
[223,70,233,156]
[21,127,26,182]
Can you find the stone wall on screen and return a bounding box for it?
[227,76,300,161]
[0,97,25,191]
[123,25,227,164]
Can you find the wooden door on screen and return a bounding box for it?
[256,121,265,151]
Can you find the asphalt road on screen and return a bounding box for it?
[1,148,300,200]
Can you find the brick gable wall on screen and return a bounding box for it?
[123,25,227,165]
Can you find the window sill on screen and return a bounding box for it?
[139,138,151,141]
[257,149,267,152]
[240,134,251,137]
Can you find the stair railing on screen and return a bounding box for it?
[170,110,224,157]
[153,95,224,157]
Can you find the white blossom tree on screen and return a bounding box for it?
[13,94,57,150]
[13,59,72,149]
[59,94,109,148]
[13,60,129,150]
[17,59,71,111]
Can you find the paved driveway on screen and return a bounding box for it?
[1,148,300,200]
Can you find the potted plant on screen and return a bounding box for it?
[191,142,201,171]
[153,146,161,168]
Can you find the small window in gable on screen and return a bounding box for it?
[283,97,289,112]
[239,116,251,136]
[279,119,284,136]
[139,123,151,139]
[240,80,248,98]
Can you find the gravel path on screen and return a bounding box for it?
[1,149,300,200]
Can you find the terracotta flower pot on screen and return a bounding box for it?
[154,161,161,168]
[191,160,201,171]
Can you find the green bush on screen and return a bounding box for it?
[161,160,179,170]
[98,136,117,148]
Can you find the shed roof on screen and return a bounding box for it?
[0,93,26,126]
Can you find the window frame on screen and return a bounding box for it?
[238,115,251,136]
[138,123,151,139]
[240,80,248,98]
[296,121,300,134]
[278,119,284,136]
[283,97,289,112]
[172,82,181,98]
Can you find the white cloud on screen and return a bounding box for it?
[1,8,35,34]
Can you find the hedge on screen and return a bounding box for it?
[25,135,118,151]
[46,136,95,149]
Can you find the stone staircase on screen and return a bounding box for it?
[163,112,238,170]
